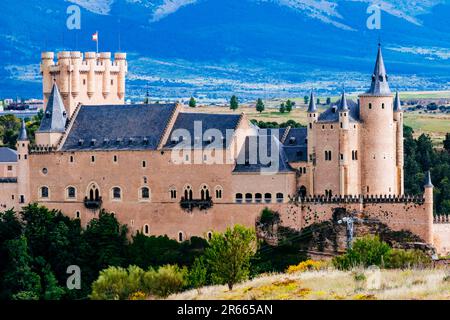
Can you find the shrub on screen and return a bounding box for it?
[142,265,187,298]
[90,265,145,300]
[332,236,391,270]
[205,225,257,290]
[385,249,432,269]
[286,260,326,274]
[187,256,208,289]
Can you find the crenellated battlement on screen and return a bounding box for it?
[295,194,425,204]
[40,51,127,117]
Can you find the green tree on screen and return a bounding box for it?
[2,236,41,300]
[285,100,293,113]
[90,265,145,300]
[142,265,187,298]
[256,98,265,113]
[303,95,309,105]
[205,225,256,290]
[0,114,21,148]
[444,133,450,152]
[230,95,239,111]
[279,102,285,113]
[189,97,197,108]
[316,97,320,105]
[187,256,209,289]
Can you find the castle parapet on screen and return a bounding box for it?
[298,194,424,204]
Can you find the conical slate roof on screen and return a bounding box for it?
[424,171,433,188]
[38,83,67,133]
[338,90,349,111]
[394,90,402,112]
[18,119,28,141]
[367,45,391,95]
[307,91,317,113]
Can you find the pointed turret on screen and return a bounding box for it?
[394,90,402,112]
[38,83,67,133]
[337,90,349,111]
[424,171,433,188]
[307,90,317,113]
[367,44,391,95]
[18,119,28,141]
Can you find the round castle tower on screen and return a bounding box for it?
[359,45,399,196]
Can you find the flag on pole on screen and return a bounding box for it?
[92,31,99,53]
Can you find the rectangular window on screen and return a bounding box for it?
[7,165,12,171]
[91,155,95,163]
[142,161,146,168]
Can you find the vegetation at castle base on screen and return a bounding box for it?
[286,260,327,274]
[204,225,257,290]
[332,236,432,271]
[404,125,450,216]
[0,111,43,148]
[0,205,209,300]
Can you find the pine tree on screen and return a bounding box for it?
[189,97,196,108]
[304,95,309,105]
[230,95,239,111]
[279,102,285,113]
[285,100,293,113]
[256,98,265,113]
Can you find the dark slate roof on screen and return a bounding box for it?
[0,147,17,162]
[164,113,242,149]
[233,132,293,174]
[39,84,67,133]
[18,119,28,141]
[366,45,391,95]
[317,99,360,123]
[282,127,308,162]
[61,103,177,151]
[307,91,317,113]
[337,91,349,111]
[394,91,402,112]
[424,171,433,188]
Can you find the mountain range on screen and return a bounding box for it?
[1,0,450,102]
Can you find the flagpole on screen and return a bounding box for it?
[96,31,99,54]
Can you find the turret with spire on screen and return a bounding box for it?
[367,44,391,96]
[306,89,317,196]
[16,119,30,206]
[394,90,402,112]
[307,90,317,113]
[18,119,28,141]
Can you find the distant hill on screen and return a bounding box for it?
[1,0,450,100]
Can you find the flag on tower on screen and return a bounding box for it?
[92,31,99,53]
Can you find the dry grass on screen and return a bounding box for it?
[167,268,450,300]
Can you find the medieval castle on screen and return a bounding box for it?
[0,46,448,254]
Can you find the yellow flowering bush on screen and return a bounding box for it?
[286,260,326,274]
[129,291,147,300]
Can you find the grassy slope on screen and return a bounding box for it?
[168,269,450,300]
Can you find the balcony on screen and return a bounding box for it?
[180,197,213,211]
[84,196,102,209]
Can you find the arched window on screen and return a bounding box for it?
[200,184,210,200]
[169,187,177,199]
[141,187,150,200]
[264,193,272,203]
[87,183,100,201]
[143,176,147,184]
[215,186,223,199]
[235,193,243,203]
[245,193,253,203]
[67,186,76,199]
[112,187,122,200]
[143,224,150,236]
[40,186,49,198]
[369,103,372,109]
[255,193,262,203]
[382,103,385,109]
[75,211,80,219]
[276,193,284,203]
[178,231,184,242]
[325,150,332,161]
[355,150,358,160]
[207,231,212,241]
[183,185,193,200]
[299,186,307,198]
[325,189,333,198]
